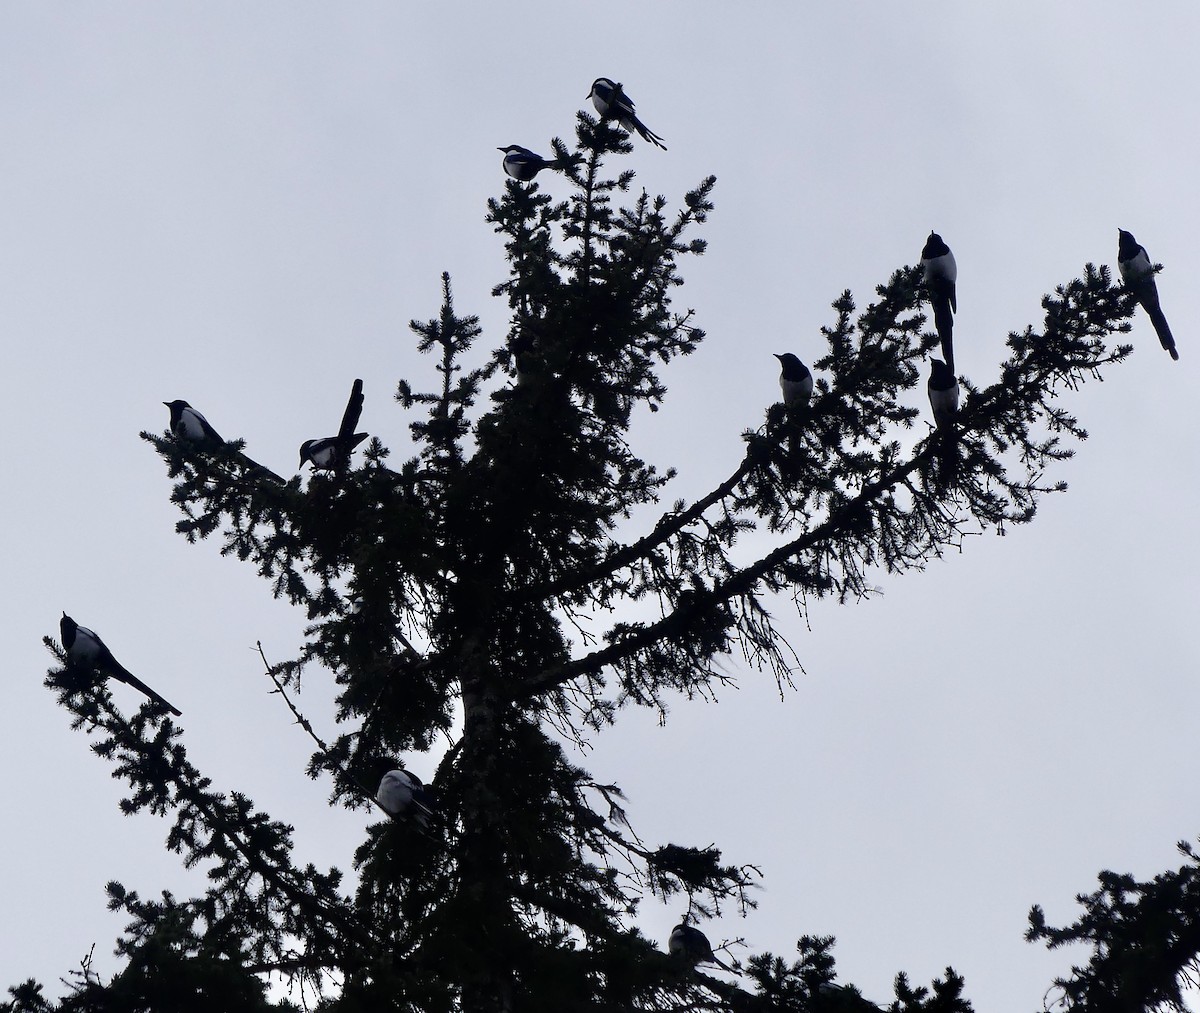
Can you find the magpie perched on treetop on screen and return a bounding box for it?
[164,399,224,445]
[164,399,285,483]
[1118,229,1179,361]
[587,77,667,149]
[669,922,730,971]
[920,231,957,373]
[376,767,436,829]
[498,145,575,182]
[300,378,369,472]
[775,353,814,406]
[59,612,181,717]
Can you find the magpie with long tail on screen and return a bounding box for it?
[1118,229,1179,361]
[498,145,574,181]
[669,922,731,971]
[927,358,959,488]
[164,399,285,483]
[59,613,181,717]
[587,77,667,149]
[921,231,957,372]
[300,378,368,472]
[927,358,959,430]
[775,352,814,407]
[376,767,436,830]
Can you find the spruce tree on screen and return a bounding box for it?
[1026,840,1200,1013]
[13,103,1145,1013]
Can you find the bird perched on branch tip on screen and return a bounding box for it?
[588,77,667,149]
[59,612,181,717]
[164,399,285,483]
[498,145,577,181]
[1118,229,1178,361]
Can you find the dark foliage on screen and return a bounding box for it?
[16,103,1155,1013]
[1027,840,1200,1013]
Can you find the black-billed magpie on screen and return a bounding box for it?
[921,232,957,372]
[164,399,285,483]
[499,145,572,181]
[376,768,436,829]
[300,378,368,472]
[927,358,959,429]
[775,353,814,406]
[587,77,667,149]
[164,399,224,445]
[927,358,959,488]
[669,922,730,971]
[1118,229,1178,361]
[59,612,181,717]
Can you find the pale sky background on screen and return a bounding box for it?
[2,4,1197,1010]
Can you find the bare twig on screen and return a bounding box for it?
[255,641,330,756]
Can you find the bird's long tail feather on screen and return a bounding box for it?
[111,665,182,717]
[632,116,667,150]
[934,428,959,491]
[338,379,365,442]
[234,451,285,484]
[933,301,955,373]
[1144,298,1179,360]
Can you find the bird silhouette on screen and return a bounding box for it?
[927,358,959,488]
[775,352,814,406]
[300,378,369,472]
[921,232,957,372]
[164,400,285,483]
[60,612,181,717]
[1118,229,1178,361]
[588,77,666,149]
[376,768,436,829]
[669,922,731,971]
[498,145,575,181]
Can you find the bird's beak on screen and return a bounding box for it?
[162,401,169,407]
[497,147,505,152]
[773,354,784,362]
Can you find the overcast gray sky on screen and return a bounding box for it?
[2,4,1197,1010]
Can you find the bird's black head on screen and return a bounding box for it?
[298,440,315,467]
[163,400,190,425]
[929,358,954,386]
[1117,229,1139,257]
[922,232,950,259]
[775,352,809,379]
